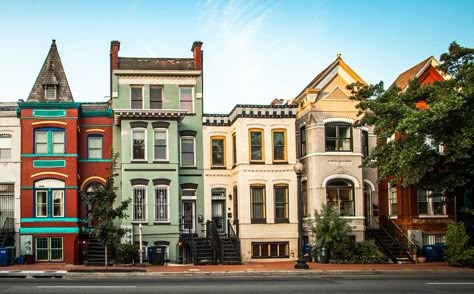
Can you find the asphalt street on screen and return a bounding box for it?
[0,274,474,294]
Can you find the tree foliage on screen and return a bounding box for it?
[445,222,474,266]
[349,42,474,194]
[86,152,131,267]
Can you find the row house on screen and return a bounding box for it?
[378,57,455,248]
[292,55,379,243]
[0,103,21,254]
[110,41,204,263]
[203,103,298,262]
[18,40,112,264]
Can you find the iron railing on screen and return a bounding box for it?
[227,219,241,258]
[384,215,417,254]
[206,221,223,264]
[0,217,14,248]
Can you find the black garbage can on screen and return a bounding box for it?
[317,247,328,263]
[147,246,166,265]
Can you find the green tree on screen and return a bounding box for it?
[349,42,474,194]
[445,222,474,266]
[86,152,131,269]
[311,204,352,259]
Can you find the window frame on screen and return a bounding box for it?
[417,189,446,216]
[272,129,287,162]
[180,136,196,167]
[388,181,398,216]
[132,185,147,223]
[150,85,163,109]
[36,237,63,261]
[211,136,226,167]
[250,185,266,223]
[361,129,369,158]
[34,179,66,218]
[326,179,355,216]
[251,242,289,259]
[132,128,147,161]
[153,128,168,161]
[325,123,353,152]
[130,85,143,109]
[274,184,289,222]
[249,128,265,163]
[87,135,103,159]
[34,128,65,155]
[300,126,306,157]
[232,133,237,166]
[154,185,170,223]
[44,85,57,100]
[0,133,12,160]
[179,86,194,113]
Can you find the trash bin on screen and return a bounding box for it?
[147,246,166,265]
[303,244,313,262]
[0,247,15,267]
[317,247,328,264]
[424,244,447,262]
[5,247,15,266]
[15,256,25,264]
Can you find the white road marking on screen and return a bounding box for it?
[37,286,137,288]
[427,283,474,285]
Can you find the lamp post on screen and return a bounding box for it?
[293,161,309,269]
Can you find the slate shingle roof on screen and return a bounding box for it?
[81,102,110,111]
[391,56,434,90]
[118,57,195,71]
[27,40,73,102]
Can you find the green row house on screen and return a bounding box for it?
[110,41,204,263]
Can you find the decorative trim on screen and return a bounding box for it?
[363,179,376,192]
[19,227,80,234]
[79,159,113,163]
[179,130,197,136]
[124,168,176,172]
[180,183,198,190]
[130,121,148,129]
[80,176,107,191]
[21,217,79,223]
[32,110,66,117]
[130,178,149,186]
[30,172,69,179]
[31,121,67,126]
[22,153,78,157]
[152,178,171,186]
[21,186,77,190]
[151,121,170,129]
[85,128,105,133]
[33,160,66,168]
[323,117,354,124]
[322,174,360,188]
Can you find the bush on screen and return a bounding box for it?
[445,222,474,266]
[115,243,139,264]
[329,240,388,264]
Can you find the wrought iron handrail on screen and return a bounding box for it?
[206,221,223,264]
[227,219,241,259]
[385,215,417,253]
[0,217,14,248]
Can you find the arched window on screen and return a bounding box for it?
[34,179,65,218]
[326,179,354,216]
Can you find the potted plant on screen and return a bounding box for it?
[416,247,427,263]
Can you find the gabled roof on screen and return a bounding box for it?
[295,55,365,101]
[27,40,73,102]
[391,56,439,90]
[118,57,195,71]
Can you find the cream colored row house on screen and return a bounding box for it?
[203,103,298,262]
[293,56,379,242]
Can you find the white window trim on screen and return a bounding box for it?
[131,128,147,161]
[153,128,168,161]
[418,190,447,216]
[154,185,170,223]
[180,136,196,167]
[132,185,148,223]
[179,86,195,113]
[44,86,57,100]
[388,182,397,216]
[0,133,12,160]
[130,86,144,109]
[35,190,48,218]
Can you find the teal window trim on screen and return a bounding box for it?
[21,217,79,223]
[22,153,78,157]
[87,134,103,159]
[19,227,79,234]
[32,109,66,117]
[34,128,65,155]
[34,187,66,218]
[22,186,77,190]
[78,159,113,163]
[33,160,66,168]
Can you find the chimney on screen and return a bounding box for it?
[191,41,203,70]
[110,40,121,70]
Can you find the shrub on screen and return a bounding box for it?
[445,222,474,266]
[353,240,388,264]
[115,243,139,264]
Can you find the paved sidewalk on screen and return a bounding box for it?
[2,261,473,276]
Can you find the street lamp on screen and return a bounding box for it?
[293,161,309,269]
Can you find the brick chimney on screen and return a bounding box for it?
[191,41,203,70]
[110,40,120,70]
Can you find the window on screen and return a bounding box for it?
[326,180,354,216]
[211,136,225,167]
[181,189,196,233]
[274,185,288,222]
[388,181,398,216]
[232,133,237,166]
[36,237,63,261]
[150,86,163,109]
[418,190,446,216]
[154,129,168,161]
[155,185,169,223]
[233,186,238,222]
[87,136,103,159]
[300,126,306,157]
[272,129,287,162]
[180,136,195,167]
[131,86,143,109]
[361,130,369,158]
[0,184,14,221]
[302,180,308,217]
[325,123,352,151]
[44,85,56,100]
[423,234,446,245]
[34,179,65,218]
[179,87,193,113]
[0,134,12,159]
[35,129,65,154]
[251,185,266,223]
[252,242,289,258]
[249,129,264,162]
[132,129,146,160]
[133,185,147,222]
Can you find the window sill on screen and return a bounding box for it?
[251,219,267,224]
[132,221,148,224]
[153,160,169,164]
[180,166,197,169]
[419,214,449,218]
[131,160,148,164]
[249,161,265,165]
[211,166,226,169]
[272,161,288,165]
[274,219,289,223]
[153,221,171,225]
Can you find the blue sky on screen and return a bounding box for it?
[0,0,473,113]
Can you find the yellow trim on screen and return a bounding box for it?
[271,129,287,162]
[250,184,266,219]
[210,135,226,167]
[80,176,107,191]
[339,59,366,84]
[85,129,105,133]
[273,184,289,219]
[232,132,236,165]
[31,172,69,179]
[32,121,67,126]
[248,128,265,163]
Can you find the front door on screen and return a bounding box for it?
[182,200,195,234]
[212,200,225,234]
[364,183,373,227]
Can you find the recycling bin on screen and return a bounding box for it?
[317,247,328,263]
[0,247,15,266]
[424,244,447,262]
[147,246,166,265]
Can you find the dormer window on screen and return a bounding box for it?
[45,85,57,100]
